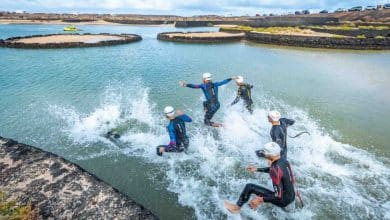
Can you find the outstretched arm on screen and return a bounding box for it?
[179,81,202,89]
[178,114,192,122]
[231,96,240,106]
[214,78,233,86]
[231,89,242,106]
[256,167,270,173]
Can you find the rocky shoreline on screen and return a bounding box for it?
[0,33,142,49]
[156,30,390,50]
[0,136,158,219]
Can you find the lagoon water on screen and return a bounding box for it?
[1,24,389,219]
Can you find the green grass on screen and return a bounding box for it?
[356,34,366,39]
[375,36,385,39]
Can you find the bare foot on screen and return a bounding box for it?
[224,200,240,214]
[211,122,223,128]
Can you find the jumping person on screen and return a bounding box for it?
[268,110,295,160]
[231,75,254,114]
[156,106,192,156]
[224,142,299,213]
[179,73,234,127]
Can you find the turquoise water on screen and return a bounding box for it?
[0,24,389,219]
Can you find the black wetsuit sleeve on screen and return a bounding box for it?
[256,167,270,173]
[282,118,295,126]
[231,96,240,105]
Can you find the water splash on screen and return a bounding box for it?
[49,85,390,220]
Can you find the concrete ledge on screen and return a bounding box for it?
[0,136,158,219]
[157,31,245,43]
[0,33,142,49]
[246,32,390,50]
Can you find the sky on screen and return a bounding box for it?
[1,0,388,16]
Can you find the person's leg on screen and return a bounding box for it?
[203,101,213,126]
[244,100,253,114]
[206,102,220,125]
[182,138,189,151]
[246,104,253,114]
[236,183,274,207]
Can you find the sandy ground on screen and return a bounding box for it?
[253,29,338,37]
[167,32,245,38]
[13,35,125,44]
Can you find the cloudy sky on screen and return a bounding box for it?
[1,0,388,15]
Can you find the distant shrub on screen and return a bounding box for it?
[356,34,366,39]
[375,36,385,39]
[339,25,353,31]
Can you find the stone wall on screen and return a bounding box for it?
[0,136,158,219]
[0,33,142,49]
[307,28,390,38]
[157,32,245,43]
[246,17,339,27]
[174,17,339,27]
[246,32,390,50]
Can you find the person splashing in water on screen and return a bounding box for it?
[224,142,301,213]
[179,72,234,127]
[156,106,192,156]
[231,75,254,114]
[268,110,295,160]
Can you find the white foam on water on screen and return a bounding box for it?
[49,84,390,220]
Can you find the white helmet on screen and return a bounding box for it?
[164,106,175,117]
[268,110,281,122]
[202,72,212,81]
[256,142,281,158]
[236,75,244,84]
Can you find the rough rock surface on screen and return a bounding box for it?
[0,136,158,220]
[157,31,245,43]
[246,32,390,50]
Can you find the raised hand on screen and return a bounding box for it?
[179,81,187,87]
[246,165,257,172]
[176,110,184,116]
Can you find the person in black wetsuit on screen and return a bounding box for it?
[268,110,295,160]
[224,142,297,213]
[231,75,254,114]
[179,72,234,127]
[157,106,192,156]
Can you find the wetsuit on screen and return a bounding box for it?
[157,114,192,156]
[231,83,254,114]
[236,158,296,208]
[270,118,295,159]
[186,78,232,126]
